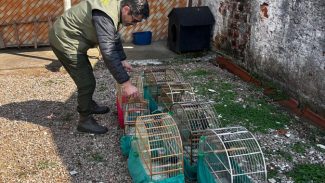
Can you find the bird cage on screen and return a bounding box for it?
[144,68,184,104]
[199,127,267,183]
[171,102,221,164]
[124,100,150,135]
[116,72,144,106]
[135,113,184,181]
[159,82,196,110]
[116,72,144,128]
[144,68,183,86]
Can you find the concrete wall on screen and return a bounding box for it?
[193,0,325,115]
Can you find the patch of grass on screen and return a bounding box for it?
[276,150,293,162]
[291,142,308,154]
[193,80,215,96]
[267,88,290,101]
[37,160,57,170]
[185,69,212,77]
[176,51,209,59]
[216,82,236,101]
[43,79,56,86]
[214,98,290,132]
[91,153,104,162]
[219,81,233,91]
[43,79,64,86]
[267,169,278,179]
[257,77,290,101]
[213,80,290,132]
[306,127,325,144]
[187,73,290,132]
[287,164,325,183]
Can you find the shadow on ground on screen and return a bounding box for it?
[0,62,131,182]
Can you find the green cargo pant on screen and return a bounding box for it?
[51,46,95,116]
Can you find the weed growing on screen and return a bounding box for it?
[275,150,293,162]
[37,160,57,170]
[287,164,325,183]
[291,142,308,154]
[186,72,292,132]
[91,153,105,162]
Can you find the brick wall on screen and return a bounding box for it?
[120,0,187,42]
[0,0,79,48]
[0,0,187,48]
[192,0,251,60]
[193,0,325,115]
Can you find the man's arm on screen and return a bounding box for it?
[92,10,138,98]
[92,10,129,84]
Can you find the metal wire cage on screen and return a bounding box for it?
[200,127,267,183]
[116,72,144,106]
[116,72,144,128]
[124,101,150,135]
[144,68,183,86]
[135,113,184,181]
[159,82,196,110]
[143,68,184,108]
[171,102,221,164]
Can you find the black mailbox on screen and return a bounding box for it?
[167,6,215,53]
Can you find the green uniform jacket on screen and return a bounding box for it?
[49,0,121,54]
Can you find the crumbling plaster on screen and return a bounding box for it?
[192,0,325,115]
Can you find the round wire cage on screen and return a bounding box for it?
[171,102,221,163]
[124,100,150,135]
[135,113,184,181]
[159,82,196,110]
[143,68,184,105]
[144,68,183,86]
[200,127,267,183]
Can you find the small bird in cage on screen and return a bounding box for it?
[156,148,179,164]
[199,112,210,130]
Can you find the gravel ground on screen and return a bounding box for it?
[0,53,324,183]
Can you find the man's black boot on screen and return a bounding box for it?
[77,115,108,134]
[90,100,110,114]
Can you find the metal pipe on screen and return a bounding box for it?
[63,0,71,11]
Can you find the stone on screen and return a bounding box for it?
[69,170,78,176]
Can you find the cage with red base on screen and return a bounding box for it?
[116,72,144,128]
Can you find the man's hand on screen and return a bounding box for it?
[121,60,133,72]
[122,80,139,98]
